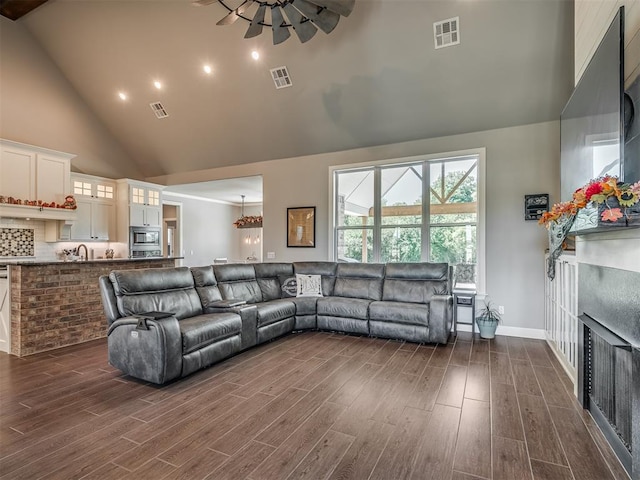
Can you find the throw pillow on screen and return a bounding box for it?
[279,275,298,298]
[296,274,323,297]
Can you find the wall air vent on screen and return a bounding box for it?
[434,17,460,49]
[149,102,169,119]
[270,66,292,89]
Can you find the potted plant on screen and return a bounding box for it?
[476,299,501,339]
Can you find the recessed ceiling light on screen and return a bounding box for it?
[153,81,162,90]
[251,50,260,60]
[203,64,212,74]
[118,92,127,101]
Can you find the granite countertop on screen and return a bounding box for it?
[0,257,183,266]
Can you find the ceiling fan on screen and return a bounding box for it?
[194,0,355,45]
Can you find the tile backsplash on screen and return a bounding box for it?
[0,218,125,261]
[0,218,61,260]
[0,227,35,257]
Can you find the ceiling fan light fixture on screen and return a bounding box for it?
[211,0,355,45]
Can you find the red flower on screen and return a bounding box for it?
[584,182,603,201]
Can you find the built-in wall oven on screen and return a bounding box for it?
[129,227,161,258]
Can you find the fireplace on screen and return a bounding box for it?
[577,263,640,480]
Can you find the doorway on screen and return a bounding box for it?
[163,201,182,266]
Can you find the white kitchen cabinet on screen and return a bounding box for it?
[130,204,161,227]
[116,179,164,246]
[71,199,112,240]
[69,174,115,241]
[130,185,161,207]
[0,139,72,205]
[0,144,35,200]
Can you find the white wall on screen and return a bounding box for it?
[150,121,560,331]
[0,17,142,180]
[575,0,640,86]
[162,193,242,267]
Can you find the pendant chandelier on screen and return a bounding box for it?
[234,195,263,228]
[194,0,355,45]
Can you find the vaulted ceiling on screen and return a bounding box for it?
[17,0,574,178]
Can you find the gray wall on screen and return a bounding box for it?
[150,120,561,331]
[163,194,241,267]
[0,17,142,180]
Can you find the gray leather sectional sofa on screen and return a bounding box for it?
[99,261,453,384]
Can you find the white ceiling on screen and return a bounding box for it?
[18,0,574,179]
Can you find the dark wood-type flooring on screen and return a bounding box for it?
[0,331,630,480]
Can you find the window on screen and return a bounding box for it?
[332,150,484,290]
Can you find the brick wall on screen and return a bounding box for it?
[9,259,175,356]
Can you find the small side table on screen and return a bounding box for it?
[453,289,476,336]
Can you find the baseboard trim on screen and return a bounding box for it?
[456,324,546,339]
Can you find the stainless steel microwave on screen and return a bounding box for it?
[130,227,160,247]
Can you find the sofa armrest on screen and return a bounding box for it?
[205,304,258,350]
[107,315,182,384]
[209,299,247,308]
[429,294,454,344]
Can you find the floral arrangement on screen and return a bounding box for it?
[539,176,640,226]
[233,215,263,228]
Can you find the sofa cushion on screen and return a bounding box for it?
[293,262,338,296]
[109,267,203,320]
[290,296,318,315]
[296,274,323,297]
[213,264,262,303]
[179,313,241,355]
[369,301,430,327]
[255,263,294,301]
[256,299,296,327]
[333,263,385,301]
[190,266,224,309]
[278,275,297,298]
[382,262,450,304]
[317,297,371,320]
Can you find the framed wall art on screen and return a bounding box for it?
[287,206,316,247]
[524,194,549,221]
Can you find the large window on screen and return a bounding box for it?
[333,152,482,288]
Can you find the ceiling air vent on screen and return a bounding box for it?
[149,102,169,119]
[433,17,460,49]
[270,66,292,89]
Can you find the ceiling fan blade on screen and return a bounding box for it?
[216,0,252,25]
[216,10,239,25]
[244,4,266,38]
[306,0,354,17]
[192,0,217,6]
[236,0,253,15]
[282,3,317,43]
[271,5,291,45]
[290,0,339,34]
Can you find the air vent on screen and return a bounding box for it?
[434,17,460,49]
[270,66,292,89]
[149,102,169,119]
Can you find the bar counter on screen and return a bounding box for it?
[4,257,180,356]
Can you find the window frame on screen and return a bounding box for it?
[329,148,486,295]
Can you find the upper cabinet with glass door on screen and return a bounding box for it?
[70,173,116,241]
[116,179,163,229]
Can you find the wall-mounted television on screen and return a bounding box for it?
[560,7,629,202]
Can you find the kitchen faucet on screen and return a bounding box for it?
[76,244,88,261]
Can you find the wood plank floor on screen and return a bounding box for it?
[0,331,630,480]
